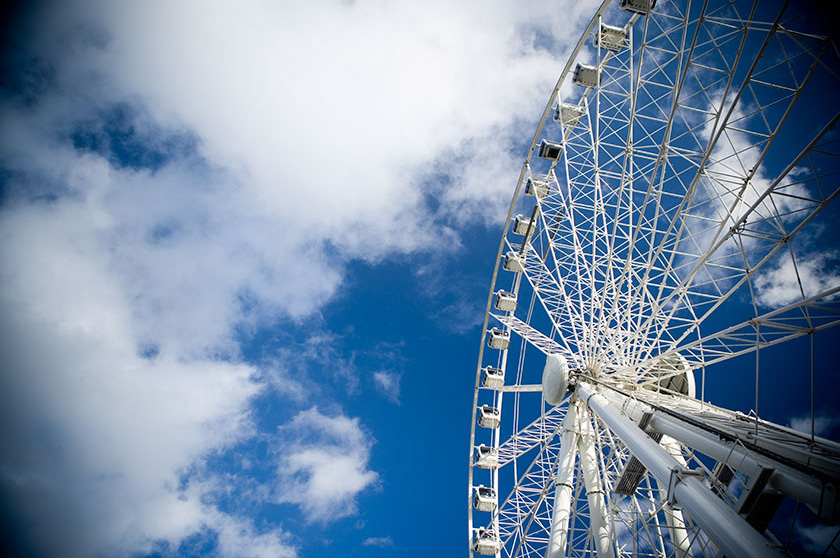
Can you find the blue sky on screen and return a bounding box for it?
[1,1,839,557]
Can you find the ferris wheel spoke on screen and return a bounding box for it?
[495,434,563,554]
[495,403,567,469]
[493,314,579,366]
[629,26,835,355]
[518,201,589,352]
[600,3,767,351]
[638,284,840,375]
[597,1,715,361]
[635,118,840,364]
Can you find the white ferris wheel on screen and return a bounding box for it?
[468,0,840,557]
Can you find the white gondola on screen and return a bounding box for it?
[494,290,517,312]
[503,251,523,272]
[619,0,656,14]
[487,328,510,350]
[554,102,585,128]
[525,176,550,199]
[512,214,533,236]
[537,139,563,161]
[573,63,600,88]
[472,528,501,556]
[478,405,501,428]
[482,365,505,388]
[473,485,498,512]
[474,444,499,469]
[594,23,627,51]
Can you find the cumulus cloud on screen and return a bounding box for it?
[213,514,296,558]
[31,0,596,244]
[0,205,271,556]
[754,250,839,308]
[273,407,377,523]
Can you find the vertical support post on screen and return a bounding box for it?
[547,403,579,558]
[577,402,615,558]
[660,435,692,558]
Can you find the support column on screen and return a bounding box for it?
[593,383,834,519]
[576,381,783,558]
[546,403,579,558]
[577,402,615,558]
[660,435,692,558]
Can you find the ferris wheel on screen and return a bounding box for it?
[468,0,840,556]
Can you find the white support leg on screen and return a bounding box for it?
[576,381,783,558]
[591,383,834,519]
[546,402,579,558]
[576,402,615,558]
[660,435,692,558]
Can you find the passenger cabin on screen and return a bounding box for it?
[595,23,627,51]
[538,139,563,161]
[473,485,498,512]
[554,102,585,128]
[503,251,523,272]
[494,290,517,312]
[512,214,533,236]
[474,444,499,469]
[525,176,550,199]
[472,528,501,556]
[487,328,510,350]
[620,0,656,14]
[482,365,505,388]
[573,63,600,88]
[478,405,501,428]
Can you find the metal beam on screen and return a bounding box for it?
[590,383,839,521]
[546,402,579,558]
[577,402,615,558]
[576,382,784,558]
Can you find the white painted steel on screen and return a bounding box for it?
[576,403,615,558]
[577,382,782,558]
[591,383,840,519]
[660,435,691,558]
[542,354,569,406]
[546,403,579,558]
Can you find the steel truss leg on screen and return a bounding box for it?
[576,402,615,558]
[547,402,579,558]
[660,435,692,558]
[576,381,783,558]
[591,382,838,521]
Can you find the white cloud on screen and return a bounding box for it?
[214,513,297,558]
[754,250,839,308]
[0,204,275,556]
[362,536,394,548]
[789,415,840,439]
[373,371,401,404]
[273,407,378,523]
[663,89,836,317]
[38,0,597,234]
